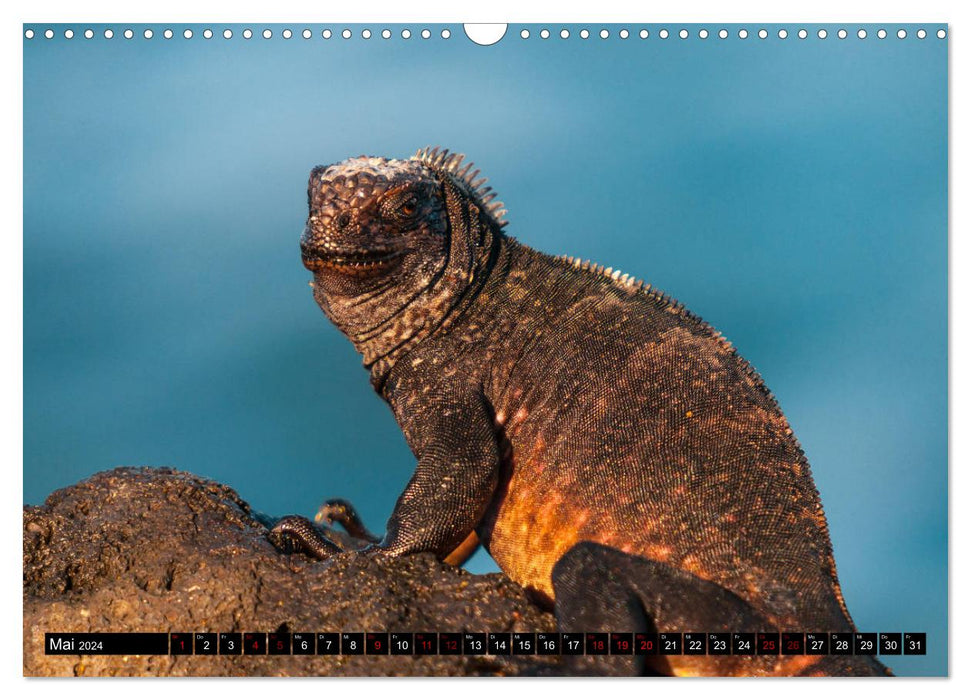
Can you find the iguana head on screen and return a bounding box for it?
[302,147,507,381]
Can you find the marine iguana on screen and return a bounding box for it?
[270,147,889,676]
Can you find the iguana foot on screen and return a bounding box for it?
[314,498,381,543]
[552,542,776,676]
[551,542,890,677]
[269,515,342,559]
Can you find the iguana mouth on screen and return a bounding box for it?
[301,246,405,273]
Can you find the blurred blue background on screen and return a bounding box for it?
[23,24,946,675]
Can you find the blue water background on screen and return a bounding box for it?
[23,24,947,675]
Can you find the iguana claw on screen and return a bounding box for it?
[314,498,381,543]
[269,515,342,559]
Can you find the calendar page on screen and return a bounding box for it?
[22,19,947,677]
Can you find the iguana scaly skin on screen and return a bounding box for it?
[271,148,889,676]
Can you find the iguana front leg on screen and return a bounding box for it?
[270,385,499,561]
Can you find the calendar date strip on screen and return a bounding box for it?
[45,631,926,656]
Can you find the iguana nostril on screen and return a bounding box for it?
[335,211,352,230]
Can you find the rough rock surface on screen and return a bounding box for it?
[23,467,599,677]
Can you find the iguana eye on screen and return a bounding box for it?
[381,190,424,223]
[399,197,418,216]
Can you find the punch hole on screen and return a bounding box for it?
[342,29,352,39]
[540,29,550,39]
[223,29,233,39]
[877,29,887,39]
[699,29,709,39]
[143,29,153,39]
[738,29,748,39]
[282,29,293,39]
[582,29,591,39]
[44,29,53,39]
[659,29,669,39]
[600,29,609,39]
[402,29,412,39]
[560,29,569,39]
[917,29,926,39]
[203,29,213,39]
[897,29,907,39]
[520,29,529,39]
[104,29,114,39]
[163,29,173,39]
[302,29,311,39]
[383,29,392,39]
[362,29,372,39]
[421,29,431,39]
[778,29,788,39]
[243,29,253,39]
[463,23,507,46]
[798,29,808,39]
[639,29,648,39]
[441,29,451,39]
[619,29,629,39]
[679,29,689,39]
[124,29,134,39]
[322,29,332,39]
[758,29,767,39]
[263,29,272,39]
[817,29,827,39]
[64,29,74,39]
[937,29,947,38]
[24,28,34,39]
[837,29,847,39]
[858,29,867,39]
[718,29,728,39]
